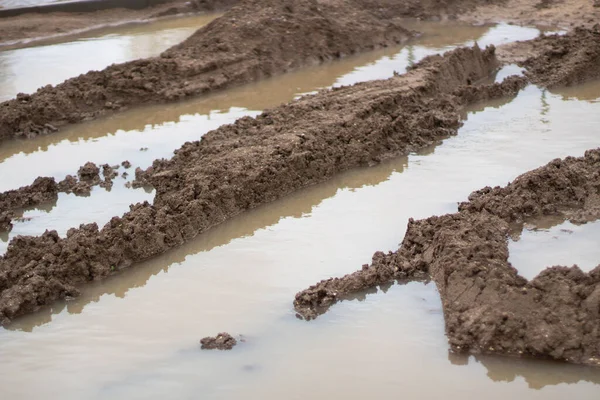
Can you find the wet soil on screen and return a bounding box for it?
[458,0,600,29]
[294,148,600,367]
[0,42,526,324]
[0,0,419,141]
[0,0,237,48]
[200,332,237,350]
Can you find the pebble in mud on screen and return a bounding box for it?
[200,332,237,350]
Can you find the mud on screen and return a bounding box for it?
[0,42,528,324]
[499,26,600,87]
[458,0,600,29]
[0,0,419,141]
[200,332,237,350]
[0,177,58,232]
[294,149,600,367]
[0,0,237,47]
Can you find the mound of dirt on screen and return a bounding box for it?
[0,43,526,324]
[200,332,237,350]
[0,0,416,142]
[294,149,600,367]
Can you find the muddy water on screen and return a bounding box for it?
[1,22,600,399]
[0,13,219,101]
[509,219,600,280]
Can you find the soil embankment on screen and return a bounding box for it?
[0,0,238,47]
[0,42,526,324]
[295,150,600,367]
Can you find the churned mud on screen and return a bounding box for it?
[0,0,419,141]
[294,148,600,367]
[0,0,237,48]
[0,42,528,324]
[200,332,237,350]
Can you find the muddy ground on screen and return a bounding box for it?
[0,0,424,141]
[2,0,591,142]
[0,0,599,367]
[0,40,529,324]
[0,0,238,48]
[295,149,600,367]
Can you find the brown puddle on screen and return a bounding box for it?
[0,21,599,400]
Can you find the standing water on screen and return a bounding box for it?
[0,19,598,400]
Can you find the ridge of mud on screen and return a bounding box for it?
[294,150,600,367]
[0,0,416,142]
[511,26,600,88]
[0,162,126,233]
[0,43,527,324]
[0,0,238,48]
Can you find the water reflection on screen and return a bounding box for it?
[450,353,600,389]
[0,13,219,102]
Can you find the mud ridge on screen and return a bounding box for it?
[0,42,528,324]
[294,150,600,367]
[0,0,418,142]
[0,0,238,48]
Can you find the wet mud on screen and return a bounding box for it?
[294,149,600,367]
[0,43,526,324]
[0,0,237,47]
[0,0,417,141]
[200,332,237,350]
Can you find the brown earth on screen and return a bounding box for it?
[457,0,600,29]
[200,332,237,350]
[295,150,600,367]
[0,0,418,142]
[0,0,238,48]
[0,0,543,143]
[0,42,528,324]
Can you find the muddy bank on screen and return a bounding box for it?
[0,0,237,48]
[0,0,417,141]
[0,42,527,324]
[294,150,600,367]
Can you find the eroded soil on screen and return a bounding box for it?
[295,149,600,367]
[0,42,527,324]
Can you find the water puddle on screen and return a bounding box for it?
[0,20,599,400]
[0,13,220,102]
[1,0,69,8]
[509,219,600,280]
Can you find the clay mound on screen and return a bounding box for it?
[0,44,525,325]
[0,0,413,142]
[294,150,600,367]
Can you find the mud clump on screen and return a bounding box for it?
[0,177,59,232]
[0,43,526,324]
[295,149,600,367]
[0,0,418,141]
[200,332,237,350]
